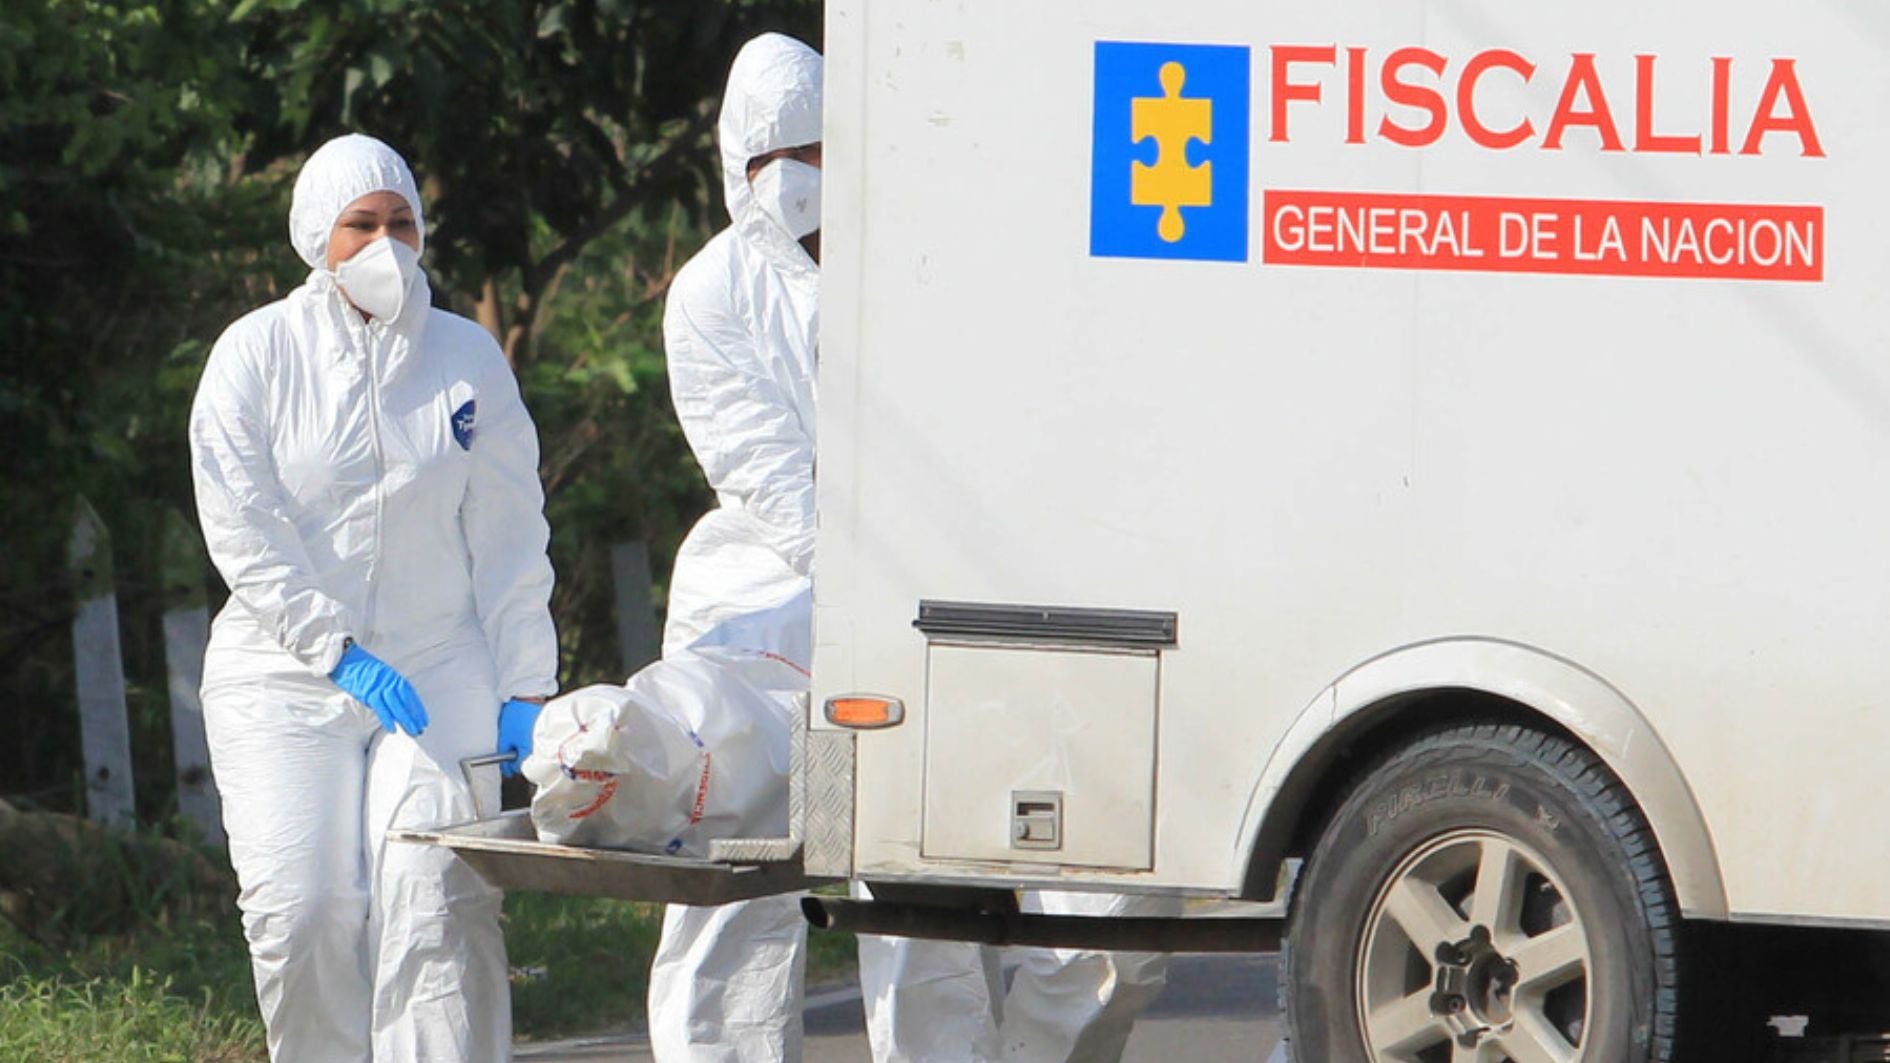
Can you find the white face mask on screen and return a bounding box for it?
[751,158,821,240]
[334,236,420,321]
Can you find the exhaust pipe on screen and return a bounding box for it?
[801,896,1281,953]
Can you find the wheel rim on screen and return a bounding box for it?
[1354,829,1593,1062]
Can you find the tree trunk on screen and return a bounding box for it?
[475,277,506,354]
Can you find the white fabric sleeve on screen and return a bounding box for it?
[463,345,559,699]
[664,283,816,576]
[188,332,354,676]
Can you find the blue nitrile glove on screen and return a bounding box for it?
[496,698,544,778]
[329,641,429,737]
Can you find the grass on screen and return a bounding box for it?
[504,890,858,1042]
[0,802,857,1053]
[504,892,667,1039]
[0,888,857,1055]
[806,912,861,985]
[0,967,264,1063]
[0,914,266,1062]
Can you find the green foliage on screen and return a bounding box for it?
[0,886,855,1050]
[0,970,266,1062]
[227,0,819,362]
[805,921,861,990]
[483,891,858,1040]
[524,204,714,684]
[0,808,236,946]
[0,2,249,180]
[503,891,666,1039]
[0,914,266,1061]
[1,0,304,816]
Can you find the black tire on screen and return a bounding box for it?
[1280,721,1679,1062]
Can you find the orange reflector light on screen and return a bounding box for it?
[824,695,905,730]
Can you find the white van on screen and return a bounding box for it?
[801,1,1890,1059]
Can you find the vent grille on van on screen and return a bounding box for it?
[913,601,1178,648]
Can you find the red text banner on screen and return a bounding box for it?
[1262,190,1822,281]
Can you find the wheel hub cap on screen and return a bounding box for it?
[1431,925,1522,1044]
[1354,829,1592,1061]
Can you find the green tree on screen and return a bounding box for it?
[230,0,818,364]
[0,0,298,816]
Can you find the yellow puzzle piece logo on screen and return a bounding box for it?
[1131,62,1214,243]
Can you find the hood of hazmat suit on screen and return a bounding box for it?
[289,132,427,267]
[645,33,822,1063]
[188,132,556,1061]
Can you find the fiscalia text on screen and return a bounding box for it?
[1269,47,1823,157]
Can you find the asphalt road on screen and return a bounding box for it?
[515,953,1283,1062]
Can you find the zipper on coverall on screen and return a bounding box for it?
[357,318,387,638]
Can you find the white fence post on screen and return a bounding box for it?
[68,496,136,829]
[161,509,223,846]
[612,540,660,676]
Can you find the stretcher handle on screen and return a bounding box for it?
[459,752,517,820]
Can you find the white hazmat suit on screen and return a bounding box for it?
[857,888,1180,1062]
[189,133,558,1062]
[645,32,821,1063]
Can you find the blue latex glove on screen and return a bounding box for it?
[496,698,544,778]
[330,642,429,737]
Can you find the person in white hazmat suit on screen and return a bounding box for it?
[188,133,558,1062]
[649,32,1176,1063]
[644,32,823,1061]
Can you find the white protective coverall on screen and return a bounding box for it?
[645,33,821,1063]
[189,133,558,1062]
[856,888,1180,1062]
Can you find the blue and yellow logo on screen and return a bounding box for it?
[1090,41,1251,262]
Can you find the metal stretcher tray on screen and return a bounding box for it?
[393,810,820,905]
